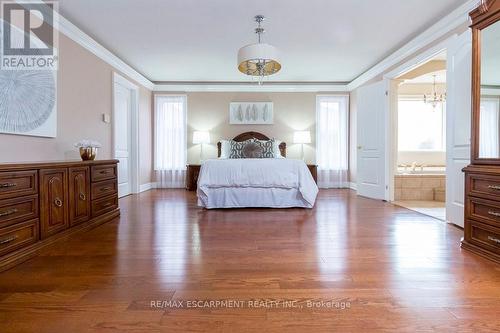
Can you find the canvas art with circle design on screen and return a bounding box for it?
[0,19,57,137]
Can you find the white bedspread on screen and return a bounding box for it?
[197,159,319,208]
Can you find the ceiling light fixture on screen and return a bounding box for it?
[237,15,281,85]
[424,74,446,109]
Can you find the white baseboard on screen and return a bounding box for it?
[317,182,355,190]
[348,182,357,191]
[139,182,155,193]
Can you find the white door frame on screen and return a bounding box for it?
[113,72,140,195]
[382,39,449,203]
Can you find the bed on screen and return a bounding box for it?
[197,132,319,209]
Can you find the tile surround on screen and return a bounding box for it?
[394,174,445,201]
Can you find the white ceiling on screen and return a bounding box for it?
[58,0,470,83]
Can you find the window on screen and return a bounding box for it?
[154,95,187,188]
[398,98,445,151]
[316,95,349,188]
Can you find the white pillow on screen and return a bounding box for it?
[219,140,231,159]
[273,139,285,158]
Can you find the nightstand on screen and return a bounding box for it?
[186,164,201,191]
[307,165,318,183]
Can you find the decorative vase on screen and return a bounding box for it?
[79,147,97,161]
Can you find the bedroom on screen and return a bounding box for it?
[0,0,500,332]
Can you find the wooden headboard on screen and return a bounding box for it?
[217,131,286,157]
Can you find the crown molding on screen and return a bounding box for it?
[153,82,349,93]
[14,0,155,90]
[56,14,154,90]
[347,0,480,91]
[14,0,480,94]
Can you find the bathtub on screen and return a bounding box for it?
[395,171,446,201]
[397,166,446,175]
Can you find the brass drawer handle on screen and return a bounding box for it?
[100,187,111,192]
[54,198,63,207]
[79,193,86,201]
[102,202,113,208]
[487,210,500,217]
[487,185,500,190]
[0,208,18,217]
[100,170,110,175]
[0,182,17,189]
[0,235,18,245]
[488,236,500,244]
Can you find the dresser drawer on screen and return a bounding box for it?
[0,195,38,228]
[91,165,117,182]
[0,170,37,200]
[91,179,117,200]
[467,196,500,227]
[468,173,500,200]
[466,221,500,255]
[91,194,118,217]
[0,220,38,257]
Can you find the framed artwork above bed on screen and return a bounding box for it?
[229,102,273,125]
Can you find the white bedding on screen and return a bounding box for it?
[197,158,319,209]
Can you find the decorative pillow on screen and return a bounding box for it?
[253,138,276,158]
[219,140,231,159]
[242,142,263,158]
[229,139,253,158]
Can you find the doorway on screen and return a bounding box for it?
[392,53,447,220]
[113,73,140,198]
[384,30,472,227]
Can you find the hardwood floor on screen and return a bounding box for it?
[0,189,500,332]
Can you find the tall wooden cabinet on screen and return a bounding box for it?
[462,0,500,263]
[0,160,119,271]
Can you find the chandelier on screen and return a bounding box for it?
[237,15,281,85]
[424,74,446,109]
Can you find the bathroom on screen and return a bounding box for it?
[392,53,447,220]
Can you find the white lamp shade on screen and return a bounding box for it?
[294,131,311,144]
[193,131,210,144]
[238,43,280,64]
[237,43,281,76]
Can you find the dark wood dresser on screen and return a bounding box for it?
[463,167,500,263]
[186,164,318,191]
[461,0,500,263]
[0,160,119,271]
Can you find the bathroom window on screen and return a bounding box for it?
[398,98,446,151]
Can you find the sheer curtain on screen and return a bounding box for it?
[316,96,349,188]
[154,95,187,188]
[479,98,500,158]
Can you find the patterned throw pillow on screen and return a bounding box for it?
[253,139,275,158]
[242,142,263,158]
[229,139,253,158]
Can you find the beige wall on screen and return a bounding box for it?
[157,92,328,164]
[0,34,153,185]
[398,83,446,95]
